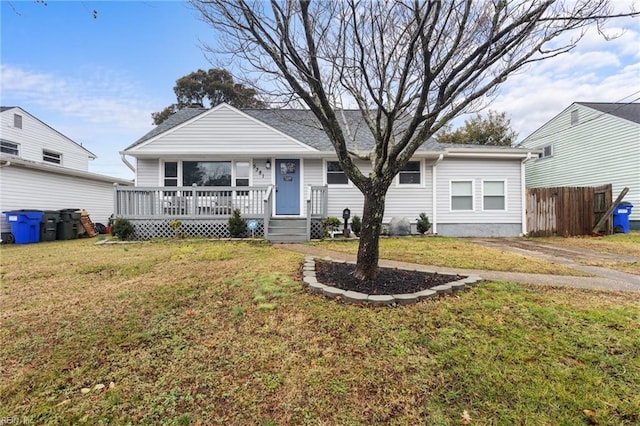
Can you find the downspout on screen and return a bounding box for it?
[432,153,444,234]
[521,152,534,236]
[119,152,136,173]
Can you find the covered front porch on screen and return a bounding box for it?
[113,184,328,241]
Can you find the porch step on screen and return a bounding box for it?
[267,218,308,243]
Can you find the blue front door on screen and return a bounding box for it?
[275,159,300,215]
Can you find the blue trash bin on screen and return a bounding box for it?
[612,202,633,234]
[4,211,45,244]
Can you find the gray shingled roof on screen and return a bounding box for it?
[127,106,449,152]
[1,106,17,112]
[577,102,640,124]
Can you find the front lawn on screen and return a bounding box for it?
[312,236,589,275]
[1,239,638,424]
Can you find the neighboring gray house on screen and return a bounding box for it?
[519,102,640,230]
[117,103,537,241]
[0,107,132,234]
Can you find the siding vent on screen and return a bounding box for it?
[1,140,19,156]
[43,150,62,164]
[570,109,579,125]
[13,114,22,129]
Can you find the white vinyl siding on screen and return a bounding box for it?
[305,159,433,224]
[521,103,640,223]
[0,108,92,171]
[0,165,127,226]
[129,104,317,156]
[436,158,522,224]
[135,158,158,186]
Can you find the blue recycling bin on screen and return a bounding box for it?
[4,211,45,244]
[612,202,633,234]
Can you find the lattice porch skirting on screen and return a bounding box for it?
[128,218,325,240]
[128,219,263,240]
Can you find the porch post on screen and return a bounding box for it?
[306,185,311,240]
[113,183,119,217]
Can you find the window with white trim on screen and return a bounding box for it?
[451,181,473,210]
[326,161,348,184]
[164,161,178,187]
[43,150,61,164]
[183,161,231,186]
[1,140,19,156]
[483,181,505,210]
[398,161,421,185]
[235,161,250,187]
[13,114,22,129]
[538,144,553,159]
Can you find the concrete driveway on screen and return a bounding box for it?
[466,238,640,292]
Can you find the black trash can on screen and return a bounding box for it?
[40,210,61,242]
[57,209,81,240]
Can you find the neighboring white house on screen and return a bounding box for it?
[117,103,536,241]
[0,106,133,235]
[519,102,640,230]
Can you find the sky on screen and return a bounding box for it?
[1,1,639,180]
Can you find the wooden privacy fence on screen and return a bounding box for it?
[526,185,612,237]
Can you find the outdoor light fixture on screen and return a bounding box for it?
[265,160,271,169]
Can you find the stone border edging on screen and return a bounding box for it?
[302,256,482,306]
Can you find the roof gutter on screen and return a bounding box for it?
[431,153,445,235]
[120,151,136,173]
[520,152,536,235]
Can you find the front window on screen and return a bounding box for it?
[326,161,348,184]
[164,162,178,187]
[451,181,473,210]
[398,161,421,184]
[43,150,61,164]
[1,140,19,156]
[183,161,231,186]
[235,161,250,187]
[483,181,505,210]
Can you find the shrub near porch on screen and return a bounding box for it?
[1,239,638,424]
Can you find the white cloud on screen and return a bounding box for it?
[0,64,161,178]
[0,64,155,133]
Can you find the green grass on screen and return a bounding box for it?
[1,239,639,424]
[312,236,590,275]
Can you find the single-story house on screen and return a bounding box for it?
[519,102,639,230]
[0,106,132,237]
[118,103,538,241]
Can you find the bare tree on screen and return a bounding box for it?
[190,0,637,280]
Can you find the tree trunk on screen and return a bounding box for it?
[353,187,387,281]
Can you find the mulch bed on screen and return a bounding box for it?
[314,260,462,295]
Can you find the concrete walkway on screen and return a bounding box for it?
[276,243,640,293]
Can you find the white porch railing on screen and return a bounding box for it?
[113,184,273,219]
[113,184,328,241]
[306,185,328,239]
